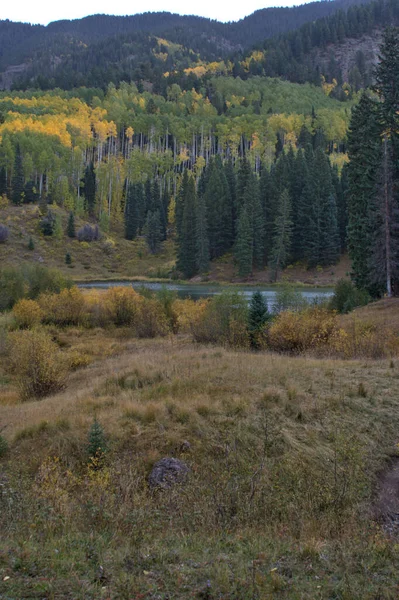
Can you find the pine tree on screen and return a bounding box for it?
[11,144,24,206]
[0,167,7,197]
[145,210,162,254]
[196,194,210,273]
[125,183,139,240]
[260,166,278,263]
[269,189,292,282]
[87,418,107,467]
[203,158,232,258]
[248,290,270,348]
[176,174,198,278]
[347,92,382,292]
[235,207,253,278]
[83,162,96,216]
[67,211,75,238]
[372,27,399,296]
[24,181,38,204]
[299,149,339,268]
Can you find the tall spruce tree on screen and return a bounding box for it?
[145,210,162,254]
[125,183,140,240]
[347,93,381,291]
[269,189,292,281]
[0,167,7,197]
[67,211,75,238]
[235,207,253,278]
[248,291,270,348]
[196,194,210,273]
[83,162,96,216]
[11,144,24,205]
[176,174,197,278]
[373,27,399,295]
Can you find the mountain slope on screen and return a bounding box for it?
[0,0,374,90]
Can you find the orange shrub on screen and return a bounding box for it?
[13,299,44,328]
[38,287,86,326]
[173,299,208,333]
[102,286,142,326]
[268,307,339,354]
[134,298,169,338]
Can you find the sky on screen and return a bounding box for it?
[0,0,309,26]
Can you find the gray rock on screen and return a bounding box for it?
[148,457,189,489]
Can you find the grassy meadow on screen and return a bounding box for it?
[1,285,399,598]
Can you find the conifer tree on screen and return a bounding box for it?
[83,162,96,216]
[347,92,382,292]
[204,158,232,258]
[177,174,197,278]
[145,210,162,254]
[260,166,278,262]
[67,211,75,238]
[125,183,139,240]
[11,144,24,206]
[235,207,253,278]
[0,167,7,197]
[248,290,270,348]
[269,189,292,281]
[196,194,210,273]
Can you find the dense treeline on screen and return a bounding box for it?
[0,76,349,278]
[169,143,346,278]
[0,78,350,220]
[347,27,399,297]
[240,0,399,96]
[0,0,369,88]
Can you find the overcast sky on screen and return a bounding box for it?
[1,0,309,25]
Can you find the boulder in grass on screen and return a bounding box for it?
[148,457,189,489]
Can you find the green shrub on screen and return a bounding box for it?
[0,434,8,457]
[273,283,308,313]
[329,279,371,314]
[191,291,249,347]
[87,419,108,467]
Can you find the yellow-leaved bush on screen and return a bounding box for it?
[268,307,339,354]
[38,287,87,326]
[9,329,68,400]
[12,298,44,328]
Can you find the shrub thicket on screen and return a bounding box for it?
[10,329,67,400]
[268,307,339,354]
[38,287,86,326]
[329,279,371,314]
[77,223,99,242]
[13,299,44,328]
[0,265,72,311]
[191,292,249,348]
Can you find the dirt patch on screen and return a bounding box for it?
[374,457,399,535]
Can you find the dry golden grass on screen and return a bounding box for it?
[2,325,399,598]
[341,297,399,334]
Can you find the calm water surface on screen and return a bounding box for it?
[79,281,333,310]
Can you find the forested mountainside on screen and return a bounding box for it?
[0,0,397,285]
[0,0,375,91]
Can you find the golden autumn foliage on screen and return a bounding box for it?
[268,307,340,354]
[38,287,87,326]
[12,299,44,328]
[102,286,142,326]
[9,329,67,400]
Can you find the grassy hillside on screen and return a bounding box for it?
[0,204,176,281]
[1,328,399,598]
[0,203,350,284]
